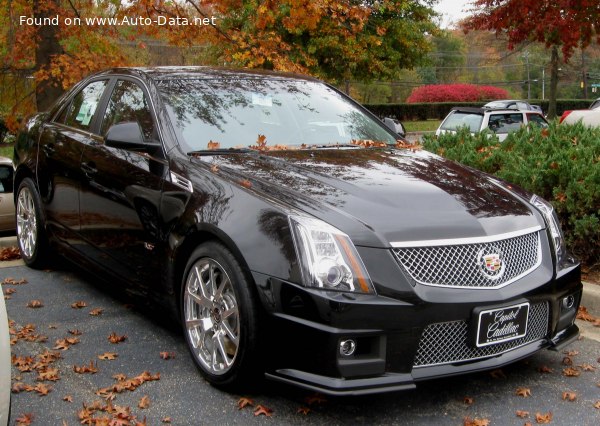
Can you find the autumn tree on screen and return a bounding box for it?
[463,0,600,118]
[1,0,438,130]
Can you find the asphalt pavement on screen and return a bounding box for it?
[2,238,600,425]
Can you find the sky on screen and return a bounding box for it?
[434,0,473,28]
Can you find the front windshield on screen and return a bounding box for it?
[157,77,397,151]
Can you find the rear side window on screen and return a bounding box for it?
[58,80,108,131]
[440,112,483,132]
[487,113,524,134]
[527,113,549,128]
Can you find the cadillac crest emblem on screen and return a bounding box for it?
[477,248,505,280]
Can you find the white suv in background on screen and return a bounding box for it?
[436,107,549,142]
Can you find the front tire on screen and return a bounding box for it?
[16,178,50,268]
[181,242,262,389]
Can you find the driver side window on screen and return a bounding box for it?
[100,80,155,141]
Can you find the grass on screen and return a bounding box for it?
[0,144,14,159]
[403,119,441,133]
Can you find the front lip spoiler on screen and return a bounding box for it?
[265,370,416,396]
[265,326,580,396]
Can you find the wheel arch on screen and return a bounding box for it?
[13,165,35,204]
[171,225,256,316]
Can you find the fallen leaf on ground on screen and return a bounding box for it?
[27,300,43,308]
[74,360,98,374]
[160,351,175,360]
[0,246,21,261]
[562,391,576,401]
[33,383,52,396]
[37,368,59,382]
[463,396,474,405]
[71,301,87,309]
[68,329,82,336]
[254,405,273,417]
[89,308,103,316]
[162,417,172,423]
[563,367,581,377]
[304,393,327,405]
[564,350,579,356]
[297,406,311,415]
[98,352,118,360]
[63,395,73,403]
[578,363,596,371]
[237,397,254,409]
[535,411,553,424]
[594,401,600,409]
[516,410,529,418]
[516,387,532,397]
[54,337,80,350]
[15,413,34,425]
[108,332,127,344]
[577,306,598,322]
[538,365,553,373]
[2,277,27,285]
[463,417,490,426]
[562,356,573,366]
[138,395,150,409]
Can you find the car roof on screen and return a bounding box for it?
[91,66,321,83]
[449,107,531,115]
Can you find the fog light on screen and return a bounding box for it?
[339,339,356,356]
[562,295,575,310]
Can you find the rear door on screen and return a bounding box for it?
[37,79,109,243]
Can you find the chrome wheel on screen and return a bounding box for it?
[16,185,37,259]
[184,257,240,375]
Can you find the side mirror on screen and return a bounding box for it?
[105,122,160,152]
[383,117,406,137]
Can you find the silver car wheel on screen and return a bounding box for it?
[16,186,37,259]
[184,258,240,375]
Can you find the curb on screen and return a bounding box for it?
[1,235,599,315]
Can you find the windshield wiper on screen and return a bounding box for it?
[188,148,253,156]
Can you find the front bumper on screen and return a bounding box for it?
[256,262,582,396]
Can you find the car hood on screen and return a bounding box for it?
[202,148,541,247]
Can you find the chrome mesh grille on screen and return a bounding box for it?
[413,302,549,368]
[392,231,541,288]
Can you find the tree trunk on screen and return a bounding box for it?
[34,0,65,112]
[547,46,559,119]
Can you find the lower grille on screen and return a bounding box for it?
[413,302,549,368]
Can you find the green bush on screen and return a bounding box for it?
[422,122,600,267]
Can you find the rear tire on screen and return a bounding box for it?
[181,242,262,389]
[15,178,50,269]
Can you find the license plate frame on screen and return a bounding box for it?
[474,302,530,348]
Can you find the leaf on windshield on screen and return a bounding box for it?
[207,140,221,150]
[351,139,387,148]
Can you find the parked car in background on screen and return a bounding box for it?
[559,101,600,127]
[0,290,10,426]
[0,156,14,232]
[436,107,549,141]
[483,99,543,113]
[13,67,581,395]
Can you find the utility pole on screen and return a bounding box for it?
[524,51,531,100]
[582,49,588,99]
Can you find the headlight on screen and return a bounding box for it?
[530,195,566,261]
[289,216,375,294]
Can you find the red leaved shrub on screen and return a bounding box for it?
[406,84,509,103]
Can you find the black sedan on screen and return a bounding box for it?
[13,67,581,395]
